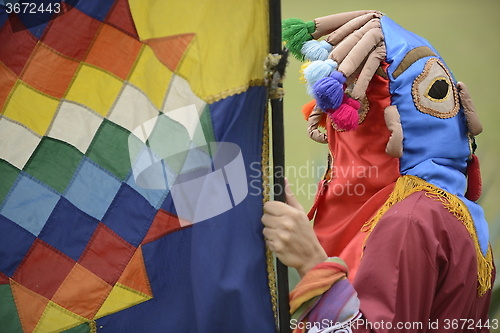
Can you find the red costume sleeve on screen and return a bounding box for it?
[352,191,494,332]
[291,191,495,332]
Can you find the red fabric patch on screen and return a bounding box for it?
[21,43,80,99]
[0,271,9,285]
[12,239,75,299]
[0,15,37,76]
[104,0,139,39]
[142,209,191,245]
[10,280,49,333]
[0,63,18,111]
[117,247,152,297]
[145,33,195,72]
[51,263,112,319]
[41,3,101,60]
[78,223,136,285]
[85,23,142,80]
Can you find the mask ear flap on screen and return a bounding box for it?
[457,82,483,136]
[384,105,403,158]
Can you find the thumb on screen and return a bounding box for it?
[284,178,303,211]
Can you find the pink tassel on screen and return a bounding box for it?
[332,96,360,131]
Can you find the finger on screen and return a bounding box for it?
[265,239,276,252]
[261,212,281,228]
[263,200,292,216]
[284,178,303,211]
[262,226,277,240]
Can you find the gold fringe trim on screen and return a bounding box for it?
[361,175,493,297]
[262,103,279,328]
[89,320,97,333]
[264,54,285,100]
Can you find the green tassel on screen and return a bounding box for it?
[282,18,315,61]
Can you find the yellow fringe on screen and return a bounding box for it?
[299,62,311,84]
[361,175,493,297]
[89,320,97,333]
[262,102,279,329]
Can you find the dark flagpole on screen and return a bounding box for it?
[268,0,291,332]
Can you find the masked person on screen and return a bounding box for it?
[262,11,495,332]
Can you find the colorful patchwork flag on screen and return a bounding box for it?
[0,0,276,332]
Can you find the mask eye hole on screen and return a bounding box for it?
[426,77,450,101]
[412,58,459,119]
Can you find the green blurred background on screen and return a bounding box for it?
[280,0,500,322]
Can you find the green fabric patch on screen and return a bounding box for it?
[0,159,20,205]
[23,137,83,193]
[0,284,23,333]
[147,114,192,174]
[200,104,216,145]
[61,322,92,333]
[86,119,132,180]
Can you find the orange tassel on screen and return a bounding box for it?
[301,99,327,129]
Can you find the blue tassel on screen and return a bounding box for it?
[304,60,338,96]
[313,71,346,110]
[301,40,333,61]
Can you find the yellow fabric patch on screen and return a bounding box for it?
[3,82,59,136]
[66,64,123,117]
[33,301,86,333]
[94,283,152,319]
[128,45,173,110]
[128,0,268,102]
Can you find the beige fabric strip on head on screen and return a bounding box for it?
[392,46,436,79]
[311,10,380,39]
[308,106,328,144]
[337,26,384,78]
[457,82,483,136]
[325,12,382,46]
[350,43,386,101]
[384,105,404,158]
[328,19,381,64]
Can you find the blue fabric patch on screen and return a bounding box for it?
[27,21,49,39]
[0,172,60,236]
[102,183,156,247]
[0,10,8,29]
[14,2,56,35]
[94,86,275,332]
[381,16,441,80]
[0,214,36,276]
[125,172,168,210]
[38,197,99,261]
[68,0,115,21]
[96,228,198,332]
[160,191,177,216]
[64,157,121,220]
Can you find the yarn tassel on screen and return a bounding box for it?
[301,40,333,61]
[301,99,327,129]
[299,62,311,83]
[313,71,346,111]
[282,18,315,61]
[301,99,316,121]
[332,96,360,131]
[304,59,338,96]
[465,154,482,202]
